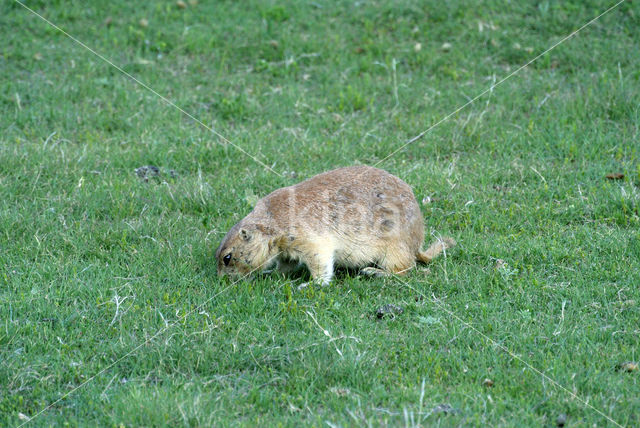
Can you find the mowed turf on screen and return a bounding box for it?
[1,0,639,426]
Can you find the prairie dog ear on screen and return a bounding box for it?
[239,228,251,241]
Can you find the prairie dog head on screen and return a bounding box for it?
[215,222,277,278]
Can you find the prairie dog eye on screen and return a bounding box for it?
[223,253,232,266]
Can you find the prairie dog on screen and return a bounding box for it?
[215,165,455,285]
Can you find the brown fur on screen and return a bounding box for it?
[215,165,455,285]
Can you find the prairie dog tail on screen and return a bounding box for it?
[416,237,456,264]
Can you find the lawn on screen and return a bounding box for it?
[1,0,639,426]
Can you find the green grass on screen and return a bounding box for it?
[1,0,639,426]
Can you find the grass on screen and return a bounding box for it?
[1,0,639,426]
